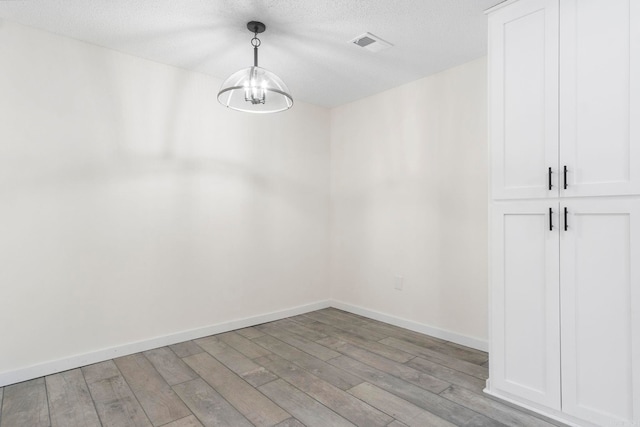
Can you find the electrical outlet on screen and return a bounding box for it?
[394,275,404,290]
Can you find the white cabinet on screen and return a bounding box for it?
[559,0,640,197]
[490,198,640,426]
[490,0,640,201]
[490,201,560,409]
[489,0,559,200]
[488,1,640,426]
[560,199,640,426]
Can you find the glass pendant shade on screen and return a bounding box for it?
[217,66,293,113]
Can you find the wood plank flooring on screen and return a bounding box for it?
[0,308,566,427]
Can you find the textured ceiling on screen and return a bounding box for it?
[0,0,501,108]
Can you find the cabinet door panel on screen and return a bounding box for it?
[489,0,559,200]
[560,0,640,196]
[561,199,640,425]
[490,202,561,408]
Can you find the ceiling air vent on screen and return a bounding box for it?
[350,32,393,53]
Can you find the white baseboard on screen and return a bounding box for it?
[1,298,487,387]
[0,300,331,388]
[330,300,488,352]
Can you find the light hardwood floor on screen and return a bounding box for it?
[0,308,566,427]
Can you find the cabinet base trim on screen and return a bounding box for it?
[484,387,599,427]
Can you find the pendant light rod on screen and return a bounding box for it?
[254,44,258,66]
[247,21,265,67]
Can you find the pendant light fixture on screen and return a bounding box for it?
[217,21,293,113]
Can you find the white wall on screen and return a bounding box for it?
[0,18,489,385]
[0,20,330,381]
[330,57,488,345]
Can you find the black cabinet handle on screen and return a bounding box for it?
[563,165,568,190]
[548,167,553,190]
[549,207,553,231]
[564,207,568,231]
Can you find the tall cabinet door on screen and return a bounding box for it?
[490,201,561,409]
[560,198,640,426]
[489,0,559,200]
[559,0,640,197]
